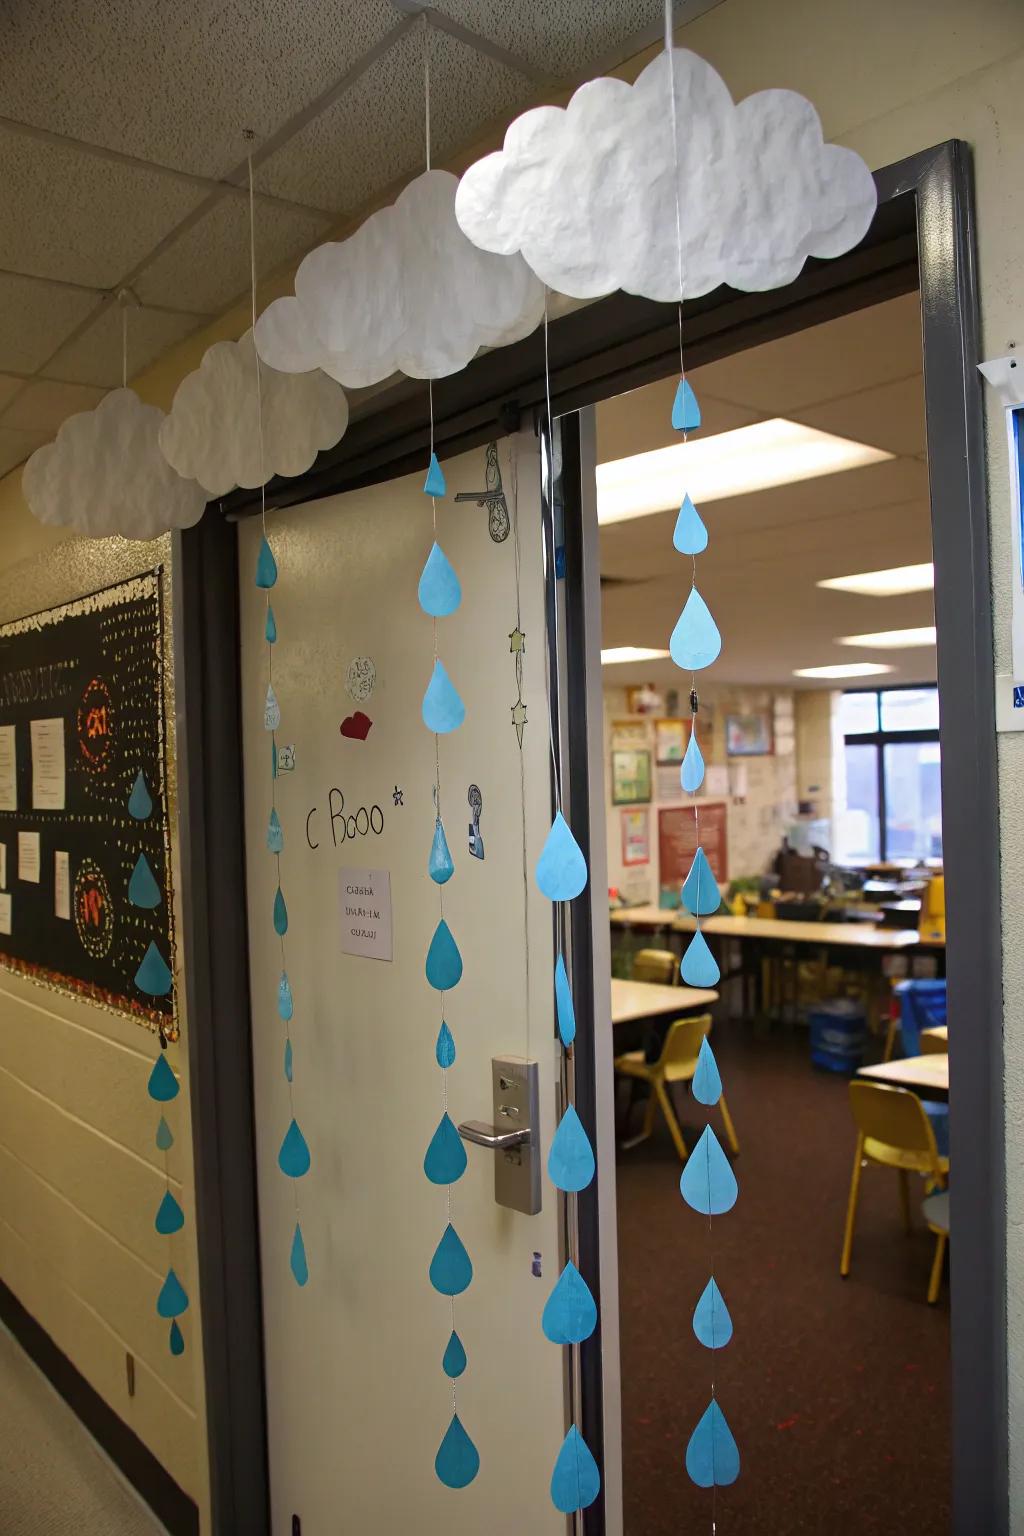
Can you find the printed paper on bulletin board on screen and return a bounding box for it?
[658,801,728,907]
[0,572,174,1030]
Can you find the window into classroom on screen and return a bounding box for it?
[836,686,942,863]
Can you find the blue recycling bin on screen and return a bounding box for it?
[809,1000,867,1074]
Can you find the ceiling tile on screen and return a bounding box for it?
[0,376,26,413]
[793,374,926,457]
[260,27,532,216]
[0,0,400,180]
[0,272,100,374]
[430,0,680,79]
[0,426,49,481]
[2,379,107,435]
[44,303,207,389]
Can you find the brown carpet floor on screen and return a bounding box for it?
[616,1022,951,1535]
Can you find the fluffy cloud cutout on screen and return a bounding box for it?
[455,49,877,302]
[159,331,349,498]
[23,389,207,541]
[254,169,544,387]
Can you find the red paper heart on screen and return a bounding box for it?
[340,710,372,741]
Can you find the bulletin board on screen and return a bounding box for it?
[658,801,728,906]
[0,571,174,1029]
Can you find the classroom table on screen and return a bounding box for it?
[921,1024,948,1051]
[610,977,718,1025]
[857,1052,949,1100]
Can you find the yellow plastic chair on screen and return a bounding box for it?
[840,1080,949,1303]
[632,948,678,985]
[922,1190,950,1305]
[614,1014,739,1163]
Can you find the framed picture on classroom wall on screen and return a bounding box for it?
[620,807,650,866]
[654,716,686,763]
[611,747,652,805]
[726,711,773,756]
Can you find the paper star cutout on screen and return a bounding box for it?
[511,697,528,745]
[509,627,526,653]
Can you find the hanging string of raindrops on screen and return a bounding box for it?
[247,141,310,1287]
[662,0,740,1501]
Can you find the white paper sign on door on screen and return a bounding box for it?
[18,831,40,884]
[54,850,70,920]
[0,726,16,811]
[338,867,392,961]
[0,892,11,935]
[31,717,66,810]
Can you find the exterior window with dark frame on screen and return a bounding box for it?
[835,686,942,864]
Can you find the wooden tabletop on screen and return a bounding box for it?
[610,977,718,1025]
[921,1025,948,1047]
[857,1053,949,1098]
[609,906,933,949]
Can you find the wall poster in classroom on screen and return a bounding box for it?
[612,747,652,805]
[654,716,686,763]
[0,571,174,1029]
[726,711,773,756]
[658,802,728,908]
[620,807,650,866]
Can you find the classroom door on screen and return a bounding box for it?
[238,436,584,1534]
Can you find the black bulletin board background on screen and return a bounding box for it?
[0,570,175,1030]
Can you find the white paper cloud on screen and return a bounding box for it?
[159,330,349,498]
[455,49,877,302]
[23,388,207,541]
[253,169,545,387]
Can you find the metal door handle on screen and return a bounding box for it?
[458,1119,531,1151]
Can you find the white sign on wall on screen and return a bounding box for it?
[338,867,393,961]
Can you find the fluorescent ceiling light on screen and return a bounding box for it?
[818,562,934,596]
[838,626,937,648]
[601,646,671,665]
[596,418,892,525]
[794,662,895,679]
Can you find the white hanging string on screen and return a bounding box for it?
[423,13,432,174]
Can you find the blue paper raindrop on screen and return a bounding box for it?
[267,807,283,853]
[422,660,465,734]
[426,919,463,991]
[672,378,701,432]
[680,1125,737,1216]
[554,953,576,1048]
[681,928,720,987]
[273,885,288,935]
[673,494,708,555]
[548,1105,595,1193]
[264,682,280,732]
[670,586,721,671]
[681,847,720,916]
[136,943,172,997]
[429,818,454,884]
[128,853,161,910]
[278,972,293,1021]
[423,1112,468,1185]
[423,452,447,499]
[551,1425,601,1514]
[442,1329,467,1379]
[157,1268,189,1319]
[681,729,704,792]
[542,1261,597,1345]
[278,1117,311,1179]
[692,1037,723,1105]
[435,1020,456,1068]
[147,1054,179,1102]
[536,811,588,902]
[155,1189,184,1235]
[265,605,277,644]
[255,535,277,589]
[434,1413,479,1489]
[429,1223,473,1296]
[418,542,461,617]
[284,1037,293,1082]
[290,1222,309,1287]
[686,1399,740,1488]
[169,1320,184,1356]
[155,1115,174,1151]
[128,770,152,820]
[693,1276,733,1350]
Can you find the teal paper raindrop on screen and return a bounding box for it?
[429,817,454,884]
[423,452,447,498]
[551,1425,601,1514]
[255,535,277,589]
[435,1020,456,1068]
[425,919,463,991]
[434,1413,479,1489]
[128,853,161,910]
[681,846,720,916]
[671,378,701,432]
[670,587,721,671]
[681,729,704,792]
[267,807,283,853]
[536,811,588,902]
[147,1054,178,1102]
[290,1222,309,1287]
[429,1223,473,1296]
[273,885,288,935]
[685,1399,740,1488]
[418,541,461,617]
[128,770,152,820]
[155,1115,174,1151]
[542,1261,597,1345]
[693,1276,733,1350]
[156,1267,189,1319]
[548,1105,595,1193]
[554,953,576,1047]
[422,659,465,734]
[136,943,172,997]
[169,1320,184,1356]
[155,1189,184,1235]
[680,1125,737,1216]
[681,928,720,988]
[264,682,280,732]
[265,604,277,644]
[423,1112,468,1185]
[673,493,708,555]
[278,972,293,1021]
[692,1037,723,1105]
[284,1037,293,1082]
[278,1117,311,1178]
[442,1329,467,1379]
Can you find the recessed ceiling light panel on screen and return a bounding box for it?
[838,626,937,648]
[817,563,934,597]
[794,662,895,679]
[601,646,671,665]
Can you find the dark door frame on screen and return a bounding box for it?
[179,139,1003,1533]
